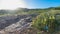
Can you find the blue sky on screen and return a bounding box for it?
[25,0,60,9]
[0,0,60,9]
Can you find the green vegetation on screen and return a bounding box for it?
[31,7,60,34]
[0,7,60,34]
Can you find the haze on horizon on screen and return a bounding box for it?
[0,0,27,10]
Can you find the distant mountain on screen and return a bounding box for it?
[47,7,60,10]
[0,7,60,15]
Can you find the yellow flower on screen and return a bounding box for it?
[44,18,46,21]
[52,16,55,19]
[49,16,51,19]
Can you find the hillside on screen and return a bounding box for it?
[0,7,60,34]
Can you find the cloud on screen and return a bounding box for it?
[0,0,27,10]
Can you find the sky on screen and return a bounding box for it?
[26,0,60,9]
[0,0,60,9]
[0,0,27,10]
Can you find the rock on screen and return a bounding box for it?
[0,14,33,34]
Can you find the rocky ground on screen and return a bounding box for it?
[0,14,34,34]
[0,14,59,34]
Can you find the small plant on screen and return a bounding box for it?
[32,11,60,33]
[37,32,41,34]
